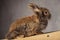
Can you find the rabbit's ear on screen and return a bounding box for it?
[28,3,39,10]
[28,3,43,17]
[28,3,41,14]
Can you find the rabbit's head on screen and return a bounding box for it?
[28,3,51,20]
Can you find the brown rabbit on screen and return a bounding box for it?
[5,3,51,39]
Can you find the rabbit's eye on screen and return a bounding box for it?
[45,11,47,14]
[44,11,48,15]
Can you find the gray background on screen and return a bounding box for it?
[0,0,60,38]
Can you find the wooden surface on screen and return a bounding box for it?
[3,31,60,40]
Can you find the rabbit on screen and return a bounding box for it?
[5,3,51,39]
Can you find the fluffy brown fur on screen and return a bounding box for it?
[5,3,51,39]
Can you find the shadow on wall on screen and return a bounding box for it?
[0,0,60,38]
